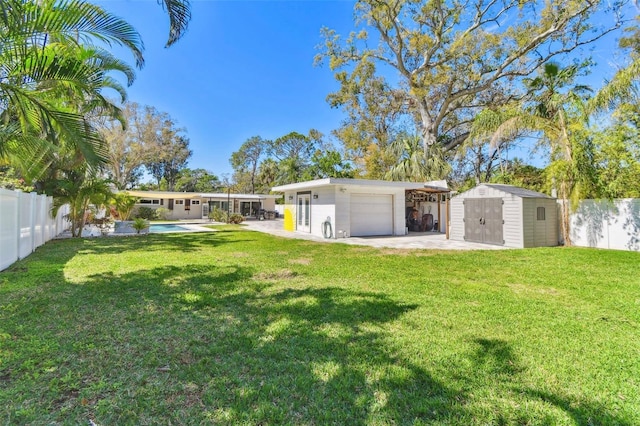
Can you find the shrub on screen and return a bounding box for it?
[155,207,171,220]
[208,208,228,223]
[134,206,156,220]
[132,218,149,234]
[229,213,244,224]
[112,193,138,221]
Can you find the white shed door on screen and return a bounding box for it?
[350,194,393,236]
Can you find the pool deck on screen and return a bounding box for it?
[57,220,215,238]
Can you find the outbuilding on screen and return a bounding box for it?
[449,184,559,248]
[272,178,450,239]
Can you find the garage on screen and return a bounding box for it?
[349,193,393,236]
[273,178,450,240]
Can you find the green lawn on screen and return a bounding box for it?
[1,227,639,425]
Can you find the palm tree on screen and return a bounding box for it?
[384,134,450,182]
[257,158,279,193]
[48,165,113,237]
[475,62,594,245]
[590,17,640,112]
[0,0,144,176]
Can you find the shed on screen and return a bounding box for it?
[449,184,558,248]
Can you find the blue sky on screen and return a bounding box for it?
[97,1,631,178]
[97,0,357,178]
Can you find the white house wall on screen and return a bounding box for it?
[136,195,277,220]
[136,200,202,220]
[172,200,202,220]
[280,188,332,238]
[309,187,337,238]
[262,198,276,211]
[334,187,350,238]
[282,185,406,238]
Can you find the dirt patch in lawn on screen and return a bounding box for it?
[289,258,312,265]
[230,252,250,258]
[508,283,562,296]
[254,269,299,281]
[376,249,448,256]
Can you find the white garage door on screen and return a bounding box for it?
[350,194,393,236]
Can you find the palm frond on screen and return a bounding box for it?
[385,135,450,181]
[589,57,640,112]
[159,0,191,47]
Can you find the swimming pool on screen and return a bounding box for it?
[149,224,190,233]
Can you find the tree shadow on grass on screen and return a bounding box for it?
[471,338,523,377]
[182,285,468,425]
[3,245,636,424]
[1,261,471,424]
[92,231,255,254]
[465,337,634,425]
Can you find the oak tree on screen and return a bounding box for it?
[318,0,626,157]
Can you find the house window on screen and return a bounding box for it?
[240,201,261,216]
[191,200,200,205]
[537,207,546,221]
[139,199,160,205]
[175,199,184,205]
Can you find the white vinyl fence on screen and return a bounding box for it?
[0,189,70,271]
[569,198,640,251]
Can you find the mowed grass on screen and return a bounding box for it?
[0,226,639,425]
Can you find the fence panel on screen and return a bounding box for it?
[0,189,19,270]
[18,191,35,259]
[0,189,69,271]
[570,199,640,251]
[33,193,46,248]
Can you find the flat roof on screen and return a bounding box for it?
[199,193,280,200]
[272,178,430,192]
[124,190,280,200]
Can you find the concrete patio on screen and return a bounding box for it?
[242,218,508,250]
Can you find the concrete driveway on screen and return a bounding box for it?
[242,219,507,250]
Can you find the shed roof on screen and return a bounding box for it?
[481,184,554,199]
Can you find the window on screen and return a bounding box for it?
[537,206,546,221]
[139,199,160,205]
[240,201,261,216]
[209,201,230,212]
[175,199,184,205]
[191,200,200,205]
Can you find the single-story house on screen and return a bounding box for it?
[271,178,450,239]
[124,190,280,220]
[449,184,559,248]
